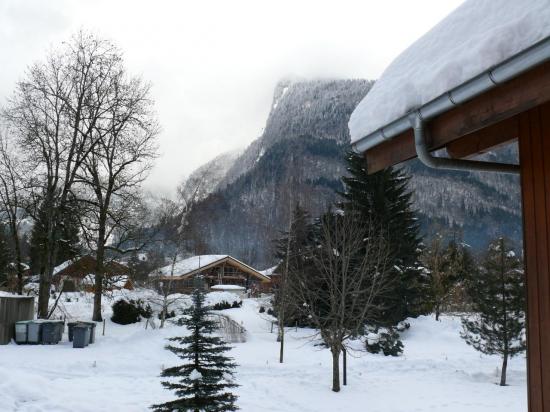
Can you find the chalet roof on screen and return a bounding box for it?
[349,0,550,150]
[150,255,270,282]
[54,255,130,278]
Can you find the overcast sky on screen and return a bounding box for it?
[0,0,464,194]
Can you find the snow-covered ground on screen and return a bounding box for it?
[0,290,527,411]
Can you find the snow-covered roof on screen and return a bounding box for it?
[259,265,278,278]
[150,254,271,282]
[349,0,550,144]
[153,255,228,277]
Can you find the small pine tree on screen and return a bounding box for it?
[152,281,238,412]
[461,237,526,386]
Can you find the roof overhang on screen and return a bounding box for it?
[352,36,550,173]
[158,256,271,283]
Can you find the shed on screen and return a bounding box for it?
[348,1,550,411]
[0,295,34,344]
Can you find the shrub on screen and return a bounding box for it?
[365,326,404,356]
[159,310,176,320]
[213,301,232,310]
[231,300,242,308]
[111,299,142,324]
[259,306,266,313]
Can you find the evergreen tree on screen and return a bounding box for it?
[152,281,238,412]
[461,237,526,386]
[273,203,315,328]
[341,153,430,325]
[423,234,477,320]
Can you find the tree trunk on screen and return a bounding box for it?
[331,347,341,392]
[500,352,508,386]
[92,233,106,322]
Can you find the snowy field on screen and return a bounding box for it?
[0,290,527,412]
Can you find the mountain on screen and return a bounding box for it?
[185,79,522,268]
[179,149,243,202]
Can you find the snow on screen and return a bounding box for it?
[211,285,245,291]
[150,255,228,277]
[0,290,527,411]
[349,0,550,143]
[189,368,203,381]
[259,265,278,278]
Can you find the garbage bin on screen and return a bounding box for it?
[27,321,42,344]
[79,322,97,344]
[41,321,63,344]
[73,324,91,348]
[68,322,79,342]
[54,320,64,342]
[14,321,32,344]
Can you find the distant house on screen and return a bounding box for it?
[5,262,31,291]
[149,255,271,294]
[53,255,133,292]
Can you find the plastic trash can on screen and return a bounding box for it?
[79,322,96,344]
[27,321,42,344]
[68,322,79,342]
[73,325,91,348]
[41,321,63,344]
[14,321,31,344]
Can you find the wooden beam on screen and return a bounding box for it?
[365,60,550,173]
[519,102,550,412]
[446,116,519,159]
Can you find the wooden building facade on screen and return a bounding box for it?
[347,6,550,411]
[151,255,271,294]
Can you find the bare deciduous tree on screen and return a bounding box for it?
[0,129,28,294]
[3,31,133,317]
[290,209,392,392]
[76,67,159,321]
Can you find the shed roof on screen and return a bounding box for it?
[349,0,550,148]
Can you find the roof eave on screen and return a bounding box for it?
[351,36,550,155]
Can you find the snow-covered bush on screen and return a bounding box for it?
[365,326,404,356]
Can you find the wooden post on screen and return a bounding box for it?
[519,102,550,412]
[342,347,347,386]
[102,319,106,336]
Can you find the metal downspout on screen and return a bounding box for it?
[409,112,520,175]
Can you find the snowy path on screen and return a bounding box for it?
[0,295,527,411]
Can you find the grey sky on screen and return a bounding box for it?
[0,0,464,194]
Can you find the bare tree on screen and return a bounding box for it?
[0,129,28,294]
[290,209,392,392]
[3,31,131,317]
[76,66,159,321]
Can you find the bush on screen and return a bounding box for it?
[212,300,242,310]
[112,299,141,324]
[259,306,266,313]
[213,301,232,310]
[111,299,151,325]
[365,326,404,356]
[267,308,276,317]
[159,310,176,320]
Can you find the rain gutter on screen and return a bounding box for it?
[351,36,550,174]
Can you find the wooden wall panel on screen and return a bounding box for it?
[519,102,550,412]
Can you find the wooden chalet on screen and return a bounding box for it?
[149,255,271,294]
[53,255,133,292]
[348,2,550,411]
